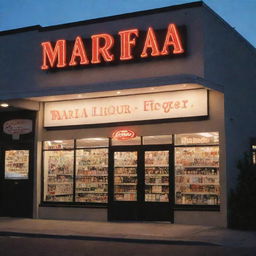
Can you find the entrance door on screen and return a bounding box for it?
[0,147,33,217]
[108,145,173,222]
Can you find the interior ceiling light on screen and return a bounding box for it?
[53,140,63,143]
[198,132,212,137]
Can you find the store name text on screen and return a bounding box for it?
[49,99,189,121]
[44,89,208,127]
[41,23,184,70]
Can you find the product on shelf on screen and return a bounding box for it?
[75,148,108,203]
[144,151,169,202]
[44,150,74,202]
[175,146,220,205]
[114,152,137,201]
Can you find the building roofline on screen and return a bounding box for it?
[202,2,255,51]
[0,1,203,35]
[0,0,254,53]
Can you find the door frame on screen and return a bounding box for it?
[0,145,34,217]
[108,144,174,222]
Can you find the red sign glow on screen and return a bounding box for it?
[112,129,136,141]
[41,23,184,70]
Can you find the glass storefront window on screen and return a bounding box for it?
[75,148,108,203]
[5,150,29,180]
[175,146,220,205]
[143,135,172,145]
[114,151,138,201]
[145,151,169,202]
[43,138,109,203]
[175,132,219,146]
[42,132,221,208]
[44,150,74,202]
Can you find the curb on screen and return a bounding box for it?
[0,231,220,246]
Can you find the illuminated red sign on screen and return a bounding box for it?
[112,129,136,141]
[41,23,184,70]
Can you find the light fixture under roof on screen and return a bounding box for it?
[0,103,9,108]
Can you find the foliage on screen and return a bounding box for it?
[228,153,256,230]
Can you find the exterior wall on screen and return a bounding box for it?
[174,211,224,227]
[35,89,226,226]
[0,5,205,100]
[203,6,256,195]
[39,207,107,221]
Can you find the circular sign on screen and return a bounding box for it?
[3,119,32,136]
[112,129,136,141]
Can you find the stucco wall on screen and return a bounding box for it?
[203,6,256,193]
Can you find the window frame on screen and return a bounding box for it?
[173,133,220,210]
[41,133,221,211]
[41,139,109,208]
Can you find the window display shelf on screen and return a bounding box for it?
[176,174,219,177]
[49,193,73,196]
[146,175,169,178]
[145,165,169,167]
[176,165,219,168]
[76,175,108,178]
[146,183,169,186]
[180,192,219,195]
[115,174,137,177]
[75,148,108,203]
[77,164,108,167]
[48,173,73,175]
[76,182,108,185]
[76,191,107,194]
[115,165,137,168]
[48,182,72,185]
[175,146,220,206]
[115,183,137,185]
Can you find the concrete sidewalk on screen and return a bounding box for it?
[0,217,255,247]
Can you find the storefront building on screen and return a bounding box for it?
[0,2,255,227]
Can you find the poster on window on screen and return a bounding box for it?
[5,150,29,179]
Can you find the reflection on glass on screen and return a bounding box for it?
[76,138,109,148]
[44,150,74,202]
[114,152,137,201]
[75,149,108,203]
[175,132,219,145]
[175,146,220,205]
[145,151,169,202]
[5,150,29,180]
[44,140,74,150]
[143,135,172,145]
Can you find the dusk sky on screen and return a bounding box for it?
[0,0,255,47]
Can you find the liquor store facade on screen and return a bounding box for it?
[0,2,255,227]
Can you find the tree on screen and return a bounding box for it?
[229,153,256,230]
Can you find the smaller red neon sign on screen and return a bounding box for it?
[112,129,136,141]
